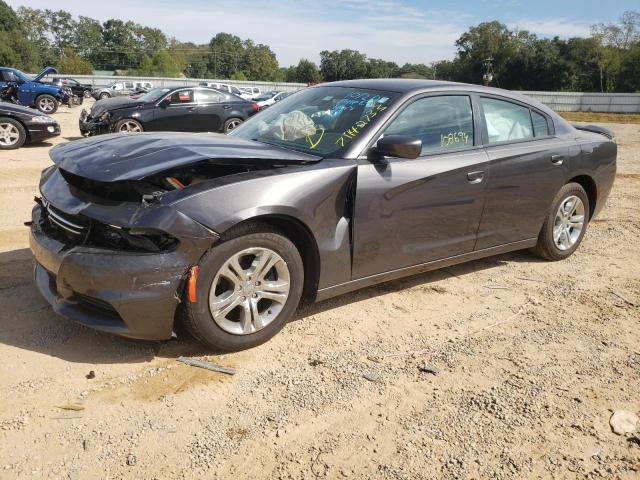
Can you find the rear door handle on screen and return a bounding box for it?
[188,106,198,112]
[551,154,565,165]
[467,171,485,184]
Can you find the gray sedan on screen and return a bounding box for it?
[30,79,616,351]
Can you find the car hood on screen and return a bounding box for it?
[49,132,321,182]
[0,100,49,118]
[33,66,58,82]
[90,97,145,117]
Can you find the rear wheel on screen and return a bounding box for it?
[36,95,58,114]
[114,119,143,133]
[0,118,26,150]
[532,182,590,261]
[224,117,243,133]
[182,223,304,351]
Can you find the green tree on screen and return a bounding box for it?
[319,49,368,81]
[294,59,321,83]
[58,48,93,74]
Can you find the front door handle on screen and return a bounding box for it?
[188,106,198,112]
[467,171,485,184]
[223,105,232,110]
[551,154,565,165]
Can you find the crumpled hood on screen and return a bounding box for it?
[90,97,144,117]
[33,66,58,82]
[49,132,321,182]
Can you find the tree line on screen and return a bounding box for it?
[0,1,638,92]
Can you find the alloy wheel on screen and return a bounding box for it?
[226,119,242,132]
[0,122,20,146]
[118,121,142,133]
[553,195,585,250]
[209,247,290,335]
[39,97,56,113]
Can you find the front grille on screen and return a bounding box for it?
[43,200,90,240]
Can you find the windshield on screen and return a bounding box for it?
[138,87,172,103]
[12,70,33,83]
[230,86,399,157]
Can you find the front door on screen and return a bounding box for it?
[150,88,199,132]
[352,94,489,279]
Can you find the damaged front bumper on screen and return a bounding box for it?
[29,174,219,340]
[79,109,109,136]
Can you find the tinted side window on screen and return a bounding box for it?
[384,95,474,155]
[170,89,194,104]
[481,97,533,143]
[198,89,225,103]
[531,110,549,137]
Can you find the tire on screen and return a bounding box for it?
[224,117,243,133]
[99,92,110,100]
[83,90,92,98]
[114,119,143,133]
[0,117,27,150]
[181,222,304,351]
[36,94,58,114]
[532,182,590,261]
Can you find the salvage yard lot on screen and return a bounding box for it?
[0,103,638,479]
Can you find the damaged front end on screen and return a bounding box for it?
[30,166,221,340]
[30,133,320,340]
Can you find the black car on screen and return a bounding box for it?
[30,79,616,351]
[0,101,60,149]
[80,86,259,135]
[51,77,92,99]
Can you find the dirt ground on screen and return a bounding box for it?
[0,102,638,480]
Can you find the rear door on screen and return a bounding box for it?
[352,93,489,279]
[193,88,227,132]
[474,96,574,249]
[150,88,198,131]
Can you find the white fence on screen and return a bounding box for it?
[67,75,307,93]
[46,74,640,112]
[520,91,640,113]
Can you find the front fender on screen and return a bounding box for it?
[171,161,357,289]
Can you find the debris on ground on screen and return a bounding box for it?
[176,356,236,375]
[85,370,95,380]
[362,373,383,383]
[418,364,441,375]
[56,403,85,411]
[610,410,638,435]
[126,454,136,466]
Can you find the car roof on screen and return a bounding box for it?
[324,79,556,116]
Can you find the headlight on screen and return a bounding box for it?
[99,112,111,121]
[31,115,56,124]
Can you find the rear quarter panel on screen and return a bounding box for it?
[570,131,617,218]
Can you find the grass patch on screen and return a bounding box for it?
[559,112,640,124]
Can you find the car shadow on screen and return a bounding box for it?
[0,246,541,365]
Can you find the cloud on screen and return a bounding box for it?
[509,19,592,38]
[6,0,465,65]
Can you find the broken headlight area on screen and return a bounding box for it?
[59,161,264,202]
[36,198,178,253]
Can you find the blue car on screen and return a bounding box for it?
[0,67,66,114]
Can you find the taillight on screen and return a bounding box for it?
[252,102,260,112]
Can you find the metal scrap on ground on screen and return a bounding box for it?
[176,356,236,375]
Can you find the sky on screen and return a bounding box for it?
[6,0,638,66]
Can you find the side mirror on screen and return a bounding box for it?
[373,135,422,159]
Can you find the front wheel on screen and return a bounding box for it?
[114,119,143,133]
[36,95,58,114]
[224,117,243,133]
[83,90,92,98]
[181,223,304,351]
[532,182,590,261]
[99,92,110,100]
[0,117,27,150]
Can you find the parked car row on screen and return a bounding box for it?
[0,67,74,114]
[80,86,261,135]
